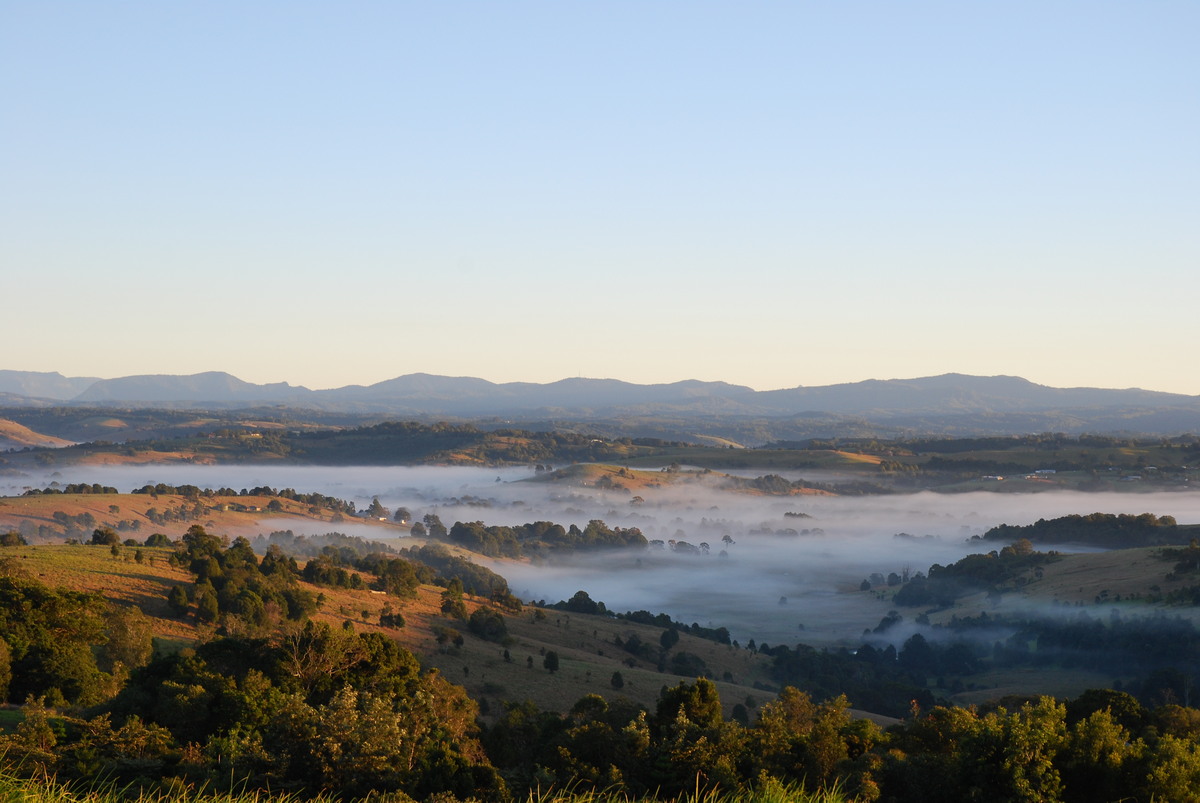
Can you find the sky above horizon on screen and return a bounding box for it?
[3,3,1197,394]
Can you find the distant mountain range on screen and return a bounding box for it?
[3,369,1200,436]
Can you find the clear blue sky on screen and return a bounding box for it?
[3,2,1197,393]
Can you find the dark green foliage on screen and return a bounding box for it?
[424,512,448,540]
[195,586,219,623]
[561,589,606,615]
[660,627,680,651]
[365,497,389,519]
[404,543,511,597]
[24,483,119,495]
[166,584,189,616]
[467,607,508,642]
[89,527,121,546]
[0,574,110,705]
[94,627,503,799]
[768,642,935,718]
[655,677,723,733]
[441,578,467,620]
[894,543,1058,607]
[616,609,732,646]
[543,651,559,673]
[984,512,1191,548]
[254,528,400,559]
[354,553,429,596]
[379,608,405,628]
[301,555,363,589]
[100,606,154,673]
[0,636,10,701]
[668,651,708,677]
[0,531,27,547]
[167,526,316,629]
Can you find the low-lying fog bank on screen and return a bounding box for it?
[10,464,1200,646]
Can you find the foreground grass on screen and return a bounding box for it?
[0,772,320,803]
[0,770,853,803]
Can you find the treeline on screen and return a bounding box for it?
[249,529,401,560]
[400,543,515,599]
[162,526,516,614]
[533,590,734,647]
[724,473,890,496]
[939,609,1200,694]
[19,656,1200,803]
[284,421,682,466]
[447,519,648,558]
[983,512,1193,548]
[132,483,357,514]
[5,626,503,800]
[893,539,1057,608]
[23,483,119,495]
[851,606,1200,709]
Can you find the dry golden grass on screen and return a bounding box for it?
[2,542,200,641]
[0,492,404,541]
[0,418,74,449]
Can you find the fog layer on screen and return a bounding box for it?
[10,464,1200,645]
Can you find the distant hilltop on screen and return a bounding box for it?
[2,369,1200,436]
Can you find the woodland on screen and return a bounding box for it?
[4,415,1200,800]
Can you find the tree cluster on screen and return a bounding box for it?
[448,519,648,558]
[983,512,1189,549]
[166,526,317,631]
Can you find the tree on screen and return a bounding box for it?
[610,670,624,690]
[394,506,411,524]
[16,695,57,752]
[543,651,560,673]
[167,585,189,617]
[424,513,448,540]
[195,587,219,623]
[366,497,389,519]
[660,628,680,652]
[181,524,224,558]
[102,606,154,672]
[0,636,10,702]
[441,578,467,620]
[655,677,723,734]
[467,608,508,642]
[90,527,121,546]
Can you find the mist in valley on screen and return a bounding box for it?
[10,463,1200,648]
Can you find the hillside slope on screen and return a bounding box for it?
[0,418,74,450]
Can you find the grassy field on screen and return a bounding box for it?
[0,491,404,543]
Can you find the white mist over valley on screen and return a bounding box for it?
[10,464,1200,647]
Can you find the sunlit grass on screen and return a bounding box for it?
[524,779,853,803]
[0,769,854,803]
[0,770,329,803]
